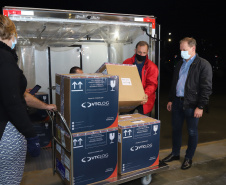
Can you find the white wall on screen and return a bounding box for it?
[22,34,150,104]
[123,34,149,61]
[81,42,108,73]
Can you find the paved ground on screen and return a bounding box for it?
[21,140,226,185]
[123,140,226,185]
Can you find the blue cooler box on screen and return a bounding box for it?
[55,128,118,185]
[118,114,160,175]
[55,74,119,133]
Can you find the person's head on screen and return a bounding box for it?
[69,66,83,74]
[0,15,17,49]
[180,37,196,61]
[135,41,149,62]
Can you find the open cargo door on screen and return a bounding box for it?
[3,6,160,118]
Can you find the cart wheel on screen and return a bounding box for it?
[141,174,152,185]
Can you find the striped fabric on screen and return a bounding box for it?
[0,122,27,185]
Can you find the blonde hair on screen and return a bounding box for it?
[0,15,17,40]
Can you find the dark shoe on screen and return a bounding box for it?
[162,153,180,162]
[181,159,192,170]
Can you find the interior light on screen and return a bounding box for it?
[114,31,119,40]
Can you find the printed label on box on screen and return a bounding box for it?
[102,69,108,75]
[56,83,60,95]
[85,133,107,148]
[71,80,84,92]
[56,158,65,179]
[120,115,132,119]
[131,120,145,124]
[122,129,133,139]
[134,125,152,139]
[65,155,70,169]
[61,130,66,147]
[56,143,61,154]
[121,78,132,85]
[85,78,108,93]
[65,168,70,181]
[118,133,122,143]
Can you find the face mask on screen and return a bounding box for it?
[11,38,17,49]
[181,51,191,60]
[136,54,146,61]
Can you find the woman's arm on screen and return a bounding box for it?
[24,92,57,111]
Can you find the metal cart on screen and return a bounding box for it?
[49,111,168,185]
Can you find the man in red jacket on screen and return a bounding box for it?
[123,41,159,115]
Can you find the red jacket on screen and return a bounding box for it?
[123,54,159,114]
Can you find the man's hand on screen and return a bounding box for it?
[194,107,203,118]
[167,102,172,111]
[141,94,148,105]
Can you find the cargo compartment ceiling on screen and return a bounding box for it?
[14,20,147,47]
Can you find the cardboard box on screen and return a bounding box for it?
[55,128,118,185]
[96,63,145,112]
[55,143,71,185]
[118,114,160,175]
[118,113,148,122]
[55,73,119,133]
[55,124,71,151]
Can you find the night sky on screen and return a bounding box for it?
[1,0,225,60]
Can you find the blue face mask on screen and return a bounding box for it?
[181,51,191,60]
[11,38,17,49]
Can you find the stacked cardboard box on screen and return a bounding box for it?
[96,63,145,112]
[55,128,118,185]
[55,73,119,185]
[54,66,160,184]
[118,114,160,175]
[55,73,119,132]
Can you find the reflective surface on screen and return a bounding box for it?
[4,7,152,47]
